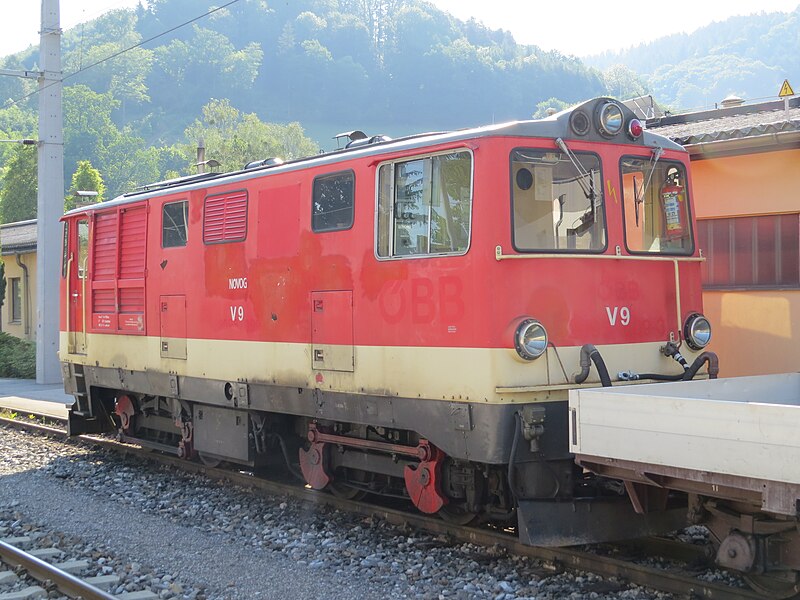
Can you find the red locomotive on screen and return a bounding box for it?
[60,97,716,544]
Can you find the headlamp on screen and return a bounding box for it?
[514,319,548,360]
[684,313,712,350]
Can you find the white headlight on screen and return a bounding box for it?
[597,102,624,137]
[515,319,548,360]
[684,313,712,350]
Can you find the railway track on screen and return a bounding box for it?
[0,412,765,599]
[0,536,155,600]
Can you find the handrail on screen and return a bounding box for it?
[65,253,74,353]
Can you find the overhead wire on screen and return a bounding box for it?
[5,0,242,108]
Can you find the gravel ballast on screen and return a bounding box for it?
[0,424,685,599]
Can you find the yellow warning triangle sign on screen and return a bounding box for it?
[779,79,795,97]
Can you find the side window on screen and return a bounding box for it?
[312,171,355,232]
[377,151,472,258]
[162,200,188,248]
[203,190,248,244]
[77,219,89,279]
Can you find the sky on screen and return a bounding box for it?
[0,0,798,59]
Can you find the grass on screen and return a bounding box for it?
[0,332,36,378]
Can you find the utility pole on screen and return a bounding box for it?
[36,0,63,384]
[0,1,62,383]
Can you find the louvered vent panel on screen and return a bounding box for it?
[119,287,145,313]
[119,207,147,279]
[92,288,116,313]
[204,191,248,243]
[92,212,118,281]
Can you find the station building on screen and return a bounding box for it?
[647,94,800,376]
[0,219,37,341]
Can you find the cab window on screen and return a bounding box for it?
[511,149,606,252]
[621,157,694,255]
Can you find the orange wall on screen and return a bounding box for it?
[703,290,800,377]
[691,147,800,377]
[692,148,800,219]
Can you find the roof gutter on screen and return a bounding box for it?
[684,129,800,159]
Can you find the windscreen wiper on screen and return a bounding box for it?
[635,145,664,208]
[555,137,597,202]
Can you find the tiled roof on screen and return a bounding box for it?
[646,97,800,145]
[0,219,37,254]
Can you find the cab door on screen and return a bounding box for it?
[67,217,89,354]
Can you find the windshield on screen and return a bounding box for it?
[511,148,605,252]
[621,157,694,255]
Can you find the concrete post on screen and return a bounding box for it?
[35,0,63,384]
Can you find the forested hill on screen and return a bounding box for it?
[1,0,795,211]
[0,0,612,206]
[584,6,800,109]
[2,0,602,140]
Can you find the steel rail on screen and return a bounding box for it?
[0,540,115,600]
[0,414,765,599]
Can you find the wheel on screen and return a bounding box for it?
[328,481,367,501]
[328,468,372,500]
[744,573,800,599]
[198,452,222,468]
[438,503,478,526]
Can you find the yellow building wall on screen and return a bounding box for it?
[692,148,800,218]
[1,251,37,342]
[702,290,800,377]
[691,148,800,377]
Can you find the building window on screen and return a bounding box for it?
[203,190,248,244]
[162,200,188,248]
[697,214,800,288]
[312,171,355,232]
[377,151,472,258]
[9,277,21,323]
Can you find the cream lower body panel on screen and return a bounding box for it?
[59,332,705,405]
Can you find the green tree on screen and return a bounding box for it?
[182,99,319,172]
[63,85,121,179]
[64,160,105,211]
[603,64,649,100]
[0,145,37,223]
[532,97,572,118]
[63,10,154,108]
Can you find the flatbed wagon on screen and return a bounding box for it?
[570,373,800,597]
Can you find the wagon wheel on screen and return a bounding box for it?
[438,502,478,526]
[743,572,800,599]
[198,452,223,468]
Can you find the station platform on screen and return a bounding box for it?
[0,378,73,420]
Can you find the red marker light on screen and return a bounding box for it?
[628,119,643,139]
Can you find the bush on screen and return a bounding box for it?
[0,332,36,378]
